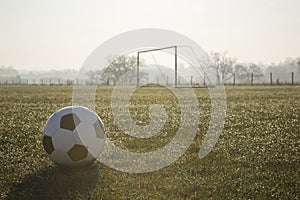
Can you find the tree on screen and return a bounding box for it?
[234,63,263,83]
[104,55,136,82]
[233,63,247,82]
[86,55,145,85]
[210,51,236,83]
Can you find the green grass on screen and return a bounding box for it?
[0,85,299,199]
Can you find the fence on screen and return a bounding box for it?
[0,72,298,86]
[0,78,99,86]
[228,72,298,86]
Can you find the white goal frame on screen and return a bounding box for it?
[137,46,178,87]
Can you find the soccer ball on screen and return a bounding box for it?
[42,106,106,167]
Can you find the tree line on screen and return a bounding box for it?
[211,52,300,84]
[1,52,299,85]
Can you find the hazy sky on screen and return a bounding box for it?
[0,0,299,70]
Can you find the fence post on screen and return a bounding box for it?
[270,72,273,85]
[233,73,236,86]
[251,73,253,85]
[291,72,294,85]
[190,75,193,85]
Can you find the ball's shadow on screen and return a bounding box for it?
[6,164,99,199]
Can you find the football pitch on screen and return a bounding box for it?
[0,85,299,199]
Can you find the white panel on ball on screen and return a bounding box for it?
[73,107,98,124]
[52,129,76,152]
[43,113,61,136]
[74,122,97,147]
[49,150,73,166]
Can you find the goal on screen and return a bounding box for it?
[136,45,212,87]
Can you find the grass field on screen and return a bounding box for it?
[0,85,299,199]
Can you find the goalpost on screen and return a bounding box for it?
[136,45,212,87]
[137,46,178,87]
